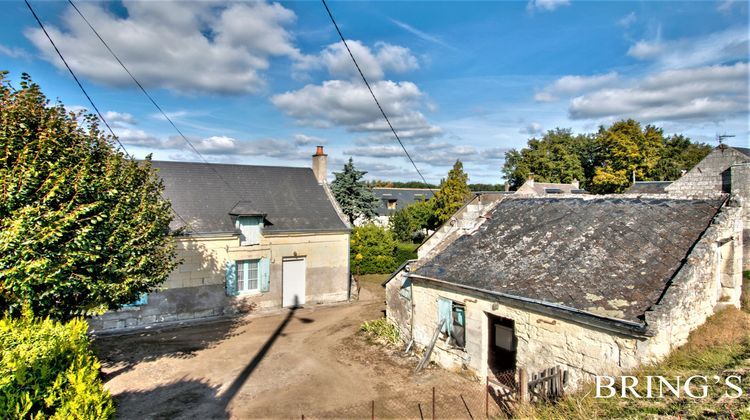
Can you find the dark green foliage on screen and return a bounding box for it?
[393,242,418,267]
[502,120,711,194]
[433,160,472,224]
[389,199,437,243]
[0,310,114,419]
[0,72,178,320]
[366,180,438,189]
[350,224,397,275]
[468,183,505,191]
[331,158,380,224]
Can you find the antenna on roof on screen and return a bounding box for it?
[717,134,735,146]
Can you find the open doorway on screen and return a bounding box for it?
[487,314,517,379]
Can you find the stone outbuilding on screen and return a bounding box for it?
[515,175,586,195]
[90,147,351,332]
[384,193,744,389]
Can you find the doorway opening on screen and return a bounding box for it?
[487,314,517,380]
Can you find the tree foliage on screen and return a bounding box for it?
[389,199,437,243]
[331,158,380,224]
[0,72,178,320]
[350,224,397,275]
[432,160,473,224]
[502,120,711,194]
[0,309,114,418]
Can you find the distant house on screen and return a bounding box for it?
[385,193,743,389]
[90,147,351,332]
[625,181,672,194]
[515,175,586,195]
[366,187,437,226]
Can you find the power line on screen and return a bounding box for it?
[66,0,245,201]
[320,0,429,186]
[23,0,193,231]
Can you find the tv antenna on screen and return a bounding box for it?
[717,134,735,145]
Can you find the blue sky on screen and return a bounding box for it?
[1,0,748,184]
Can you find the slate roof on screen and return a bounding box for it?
[152,161,349,234]
[733,147,750,158]
[626,181,672,194]
[413,197,724,323]
[373,188,436,216]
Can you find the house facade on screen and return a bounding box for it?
[385,189,744,389]
[89,147,351,332]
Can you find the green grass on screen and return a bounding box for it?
[518,307,750,419]
[742,270,750,313]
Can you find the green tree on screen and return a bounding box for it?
[433,160,473,224]
[350,224,397,274]
[331,158,380,224]
[502,128,589,190]
[388,199,437,243]
[590,119,664,193]
[0,73,178,320]
[651,135,711,181]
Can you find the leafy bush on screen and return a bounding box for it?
[351,224,397,275]
[360,318,400,345]
[0,310,114,419]
[393,242,418,267]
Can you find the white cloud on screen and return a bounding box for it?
[389,19,454,49]
[271,79,440,136]
[617,12,637,28]
[568,63,749,122]
[295,40,418,81]
[627,27,748,69]
[527,0,571,13]
[345,143,478,166]
[104,111,135,127]
[519,122,544,135]
[25,1,302,94]
[718,0,743,13]
[0,44,30,60]
[534,72,619,102]
[292,134,327,146]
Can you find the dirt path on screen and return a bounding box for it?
[94,286,485,419]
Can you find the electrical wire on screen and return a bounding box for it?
[320,0,430,186]
[66,0,245,201]
[24,0,193,231]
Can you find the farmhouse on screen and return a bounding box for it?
[90,147,351,331]
[385,165,745,389]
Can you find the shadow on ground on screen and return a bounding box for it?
[115,378,228,420]
[93,317,246,382]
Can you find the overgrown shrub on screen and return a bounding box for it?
[393,242,418,268]
[0,311,114,419]
[350,224,397,275]
[361,318,400,345]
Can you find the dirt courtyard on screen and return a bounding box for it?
[93,281,486,419]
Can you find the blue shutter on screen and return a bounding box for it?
[438,297,453,334]
[124,293,148,307]
[225,260,238,296]
[259,257,270,293]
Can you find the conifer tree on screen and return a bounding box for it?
[433,160,472,224]
[330,158,380,224]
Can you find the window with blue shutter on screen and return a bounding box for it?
[225,260,238,296]
[438,297,453,334]
[259,257,270,292]
[124,293,148,308]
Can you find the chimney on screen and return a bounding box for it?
[571,178,579,189]
[527,172,534,187]
[312,146,328,184]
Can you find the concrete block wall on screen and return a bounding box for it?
[665,147,750,197]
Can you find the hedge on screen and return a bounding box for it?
[0,310,114,419]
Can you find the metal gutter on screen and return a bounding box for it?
[407,273,653,338]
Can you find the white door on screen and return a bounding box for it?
[282,257,306,307]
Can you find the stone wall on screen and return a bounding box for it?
[644,203,744,359]
[665,147,750,197]
[89,231,350,332]
[730,163,750,270]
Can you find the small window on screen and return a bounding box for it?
[237,216,262,246]
[438,298,466,348]
[237,260,260,293]
[399,277,412,300]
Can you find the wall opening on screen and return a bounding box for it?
[487,313,517,379]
